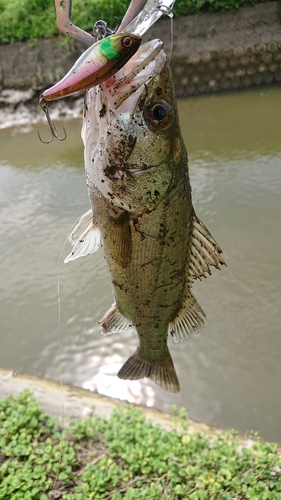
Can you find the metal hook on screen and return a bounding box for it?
[55,0,94,46]
[37,97,67,144]
[159,5,173,17]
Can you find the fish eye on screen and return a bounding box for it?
[144,99,172,130]
[122,36,133,48]
[152,104,167,122]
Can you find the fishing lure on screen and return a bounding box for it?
[42,31,142,101]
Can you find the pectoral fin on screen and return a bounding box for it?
[99,303,134,335]
[64,209,100,263]
[189,216,226,282]
[106,210,132,268]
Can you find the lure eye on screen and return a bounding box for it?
[144,99,172,130]
[122,36,133,48]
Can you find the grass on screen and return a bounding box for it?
[0,390,281,499]
[0,0,276,44]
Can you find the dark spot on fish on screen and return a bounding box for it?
[107,192,115,200]
[169,268,183,283]
[104,164,117,177]
[133,218,146,241]
[128,134,136,148]
[99,103,106,118]
[101,179,105,183]
[154,190,160,196]
[156,87,162,95]
[140,258,158,268]
[142,300,151,306]
[112,280,128,292]
[158,224,167,240]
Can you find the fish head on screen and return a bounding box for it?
[83,39,186,212]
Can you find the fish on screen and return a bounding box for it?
[65,38,226,393]
[42,32,141,101]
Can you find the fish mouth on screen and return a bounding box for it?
[103,38,166,112]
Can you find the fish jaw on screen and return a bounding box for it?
[82,39,176,213]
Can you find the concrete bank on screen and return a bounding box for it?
[0,368,223,437]
[1,369,273,452]
[0,2,280,100]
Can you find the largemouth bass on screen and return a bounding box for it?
[66,39,225,393]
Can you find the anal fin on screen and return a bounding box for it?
[189,216,226,282]
[64,209,100,263]
[99,303,134,335]
[117,348,180,393]
[169,291,206,344]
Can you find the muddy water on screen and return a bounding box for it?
[0,86,280,443]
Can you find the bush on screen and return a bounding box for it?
[0,390,281,499]
[0,0,129,44]
[0,0,276,44]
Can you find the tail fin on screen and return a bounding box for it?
[117,348,180,393]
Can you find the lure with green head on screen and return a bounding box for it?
[42,32,142,101]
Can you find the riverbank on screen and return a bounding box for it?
[1,367,280,448]
[0,2,280,105]
[0,368,219,435]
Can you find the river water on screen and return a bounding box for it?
[0,86,280,443]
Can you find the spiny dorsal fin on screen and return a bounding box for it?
[117,348,180,393]
[64,209,100,263]
[169,291,206,344]
[99,303,134,335]
[189,216,226,282]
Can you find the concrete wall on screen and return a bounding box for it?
[168,1,281,95]
[0,2,280,98]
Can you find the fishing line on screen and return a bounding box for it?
[51,215,81,496]
[159,5,174,63]
[168,10,174,63]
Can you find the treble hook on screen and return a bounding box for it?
[37,97,67,144]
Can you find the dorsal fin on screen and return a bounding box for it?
[169,291,206,344]
[169,216,226,343]
[64,209,100,263]
[189,216,226,282]
[99,303,134,335]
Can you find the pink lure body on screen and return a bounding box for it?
[42,32,141,101]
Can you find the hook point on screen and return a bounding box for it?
[37,97,67,143]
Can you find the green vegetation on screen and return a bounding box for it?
[0,0,276,44]
[0,390,281,499]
